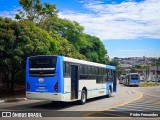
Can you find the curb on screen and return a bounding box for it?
[0,98,27,103]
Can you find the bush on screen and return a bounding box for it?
[139,82,160,87]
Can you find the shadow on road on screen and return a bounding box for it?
[2,95,112,111]
[120,84,139,87]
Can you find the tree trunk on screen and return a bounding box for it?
[10,73,15,93]
[6,77,10,89]
[5,72,10,89]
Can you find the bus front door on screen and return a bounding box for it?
[71,65,78,99]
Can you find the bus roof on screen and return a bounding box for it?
[106,65,116,70]
[127,73,139,75]
[64,56,116,70]
[28,55,116,70]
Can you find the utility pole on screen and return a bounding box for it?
[147,56,150,82]
[156,58,158,83]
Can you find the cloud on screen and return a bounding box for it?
[59,0,160,40]
[0,9,19,20]
[1,0,160,41]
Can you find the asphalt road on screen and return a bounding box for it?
[89,86,160,118]
[0,84,159,120]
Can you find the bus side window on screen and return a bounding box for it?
[103,68,106,76]
[80,65,83,74]
[108,69,112,82]
[93,67,96,75]
[102,68,105,83]
[64,62,70,76]
[106,69,109,82]
[100,68,102,75]
[102,68,104,75]
[80,65,84,79]
[90,66,95,79]
[81,65,88,79]
[99,68,102,75]
[111,70,114,82]
[96,67,99,83]
[63,62,66,74]
[88,66,91,75]
[63,62,70,77]
[97,67,98,75]
[91,66,94,75]
[91,66,96,79]
[84,65,88,75]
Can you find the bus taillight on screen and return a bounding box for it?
[27,84,30,90]
[54,82,58,92]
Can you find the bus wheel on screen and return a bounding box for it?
[80,90,87,104]
[106,89,111,98]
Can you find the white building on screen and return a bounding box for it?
[148,66,160,82]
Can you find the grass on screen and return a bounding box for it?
[139,82,160,87]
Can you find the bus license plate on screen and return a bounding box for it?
[39,86,45,89]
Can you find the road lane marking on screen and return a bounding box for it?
[140,93,160,98]
[84,88,143,118]
[126,90,135,94]
[86,87,160,118]
[127,91,132,94]
[100,89,143,111]
[113,106,160,111]
[93,111,126,117]
[125,104,160,107]
[84,85,128,118]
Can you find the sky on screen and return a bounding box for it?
[0,0,160,58]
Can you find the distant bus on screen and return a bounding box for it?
[26,55,117,104]
[119,75,125,84]
[123,73,140,86]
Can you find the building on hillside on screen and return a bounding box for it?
[119,64,132,69]
[148,66,160,82]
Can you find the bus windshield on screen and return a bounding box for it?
[131,74,139,79]
[29,56,57,76]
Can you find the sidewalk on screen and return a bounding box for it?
[0,84,27,103]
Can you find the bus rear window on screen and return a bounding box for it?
[29,56,57,76]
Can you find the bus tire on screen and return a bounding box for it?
[80,90,87,105]
[106,88,111,98]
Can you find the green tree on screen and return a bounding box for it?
[39,17,87,59]
[40,18,84,50]
[135,65,142,69]
[39,15,108,64]
[16,0,58,23]
[130,68,136,73]
[0,17,58,92]
[79,34,107,63]
[15,0,108,64]
[57,37,86,60]
[107,60,119,66]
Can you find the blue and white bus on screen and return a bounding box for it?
[26,55,117,104]
[123,73,140,86]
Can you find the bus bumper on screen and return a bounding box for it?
[26,92,71,101]
[129,83,139,86]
